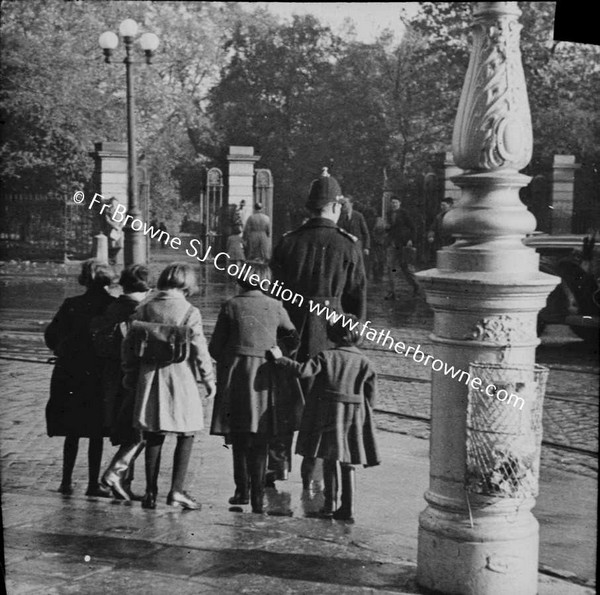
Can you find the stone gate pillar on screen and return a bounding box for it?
[227,146,260,224]
[415,3,558,593]
[90,141,128,266]
[90,141,128,207]
[551,154,579,234]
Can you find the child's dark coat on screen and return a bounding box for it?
[275,346,380,467]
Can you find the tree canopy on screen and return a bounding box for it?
[1,1,598,231]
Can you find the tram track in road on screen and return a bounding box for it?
[1,326,598,458]
[375,371,599,407]
[2,342,596,408]
[373,407,599,459]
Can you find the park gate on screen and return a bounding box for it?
[198,165,274,255]
[254,169,274,224]
[199,167,225,253]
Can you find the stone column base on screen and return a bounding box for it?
[418,503,539,594]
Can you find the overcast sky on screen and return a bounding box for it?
[244,2,419,43]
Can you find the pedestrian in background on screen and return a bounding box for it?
[271,167,366,491]
[427,197,454,253]
[122,263,216,510]
[94,264,151,501]
[45,259,116,497]
[243,202,271,262]
[338,195,371,256]
[238,199,249,226]
[158,222,168,250]
[209,262,301,513]
[102,197,124,264]
[370,216,387,283]
[268,315,380,523]
[385,195,421,299]
[226,223,245,266]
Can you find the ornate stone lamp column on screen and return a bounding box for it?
[415,3,558,593]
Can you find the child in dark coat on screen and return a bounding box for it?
[94,264,151,501]
[269,315,380,522]
[209,262,301,513]
[45,260,116,497]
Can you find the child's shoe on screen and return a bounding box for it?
[332,507,355,523]
[58,482,73,495]
[85,483,112,498]
[167,490,201,510]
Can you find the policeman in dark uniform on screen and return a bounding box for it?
[270,168,367,493]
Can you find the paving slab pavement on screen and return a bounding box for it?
[1,258,597,592]
[1,358,596,594]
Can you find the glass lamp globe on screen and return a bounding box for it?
[98,31,118,50]
[119,19,138,38]
[140,32,159,51]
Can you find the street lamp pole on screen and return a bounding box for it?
[99,20,159,266]
[122,29,142,265]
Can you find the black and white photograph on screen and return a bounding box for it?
[0,1,598,593]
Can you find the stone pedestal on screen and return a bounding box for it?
[90,142,128,209]
[90,141,127,266]
[415,4,559,593]
[551,154,579,234]
[92,233,109,264]
[227,146,260,224]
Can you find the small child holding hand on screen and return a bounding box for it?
[268,315,380,522]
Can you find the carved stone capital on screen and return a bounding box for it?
[466,314,536,344]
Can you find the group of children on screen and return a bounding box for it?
[45,259,380,521]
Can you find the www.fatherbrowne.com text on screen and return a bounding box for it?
[80,191,526,410]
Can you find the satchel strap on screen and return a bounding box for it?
[181,305,194,327]
[142,303,194,326]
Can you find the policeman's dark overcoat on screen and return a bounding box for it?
[271,217,366,362]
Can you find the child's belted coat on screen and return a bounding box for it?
[209,290,301,438]
[274,346,380,467]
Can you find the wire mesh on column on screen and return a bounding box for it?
[465,362,549,499]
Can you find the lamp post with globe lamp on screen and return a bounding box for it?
[98,19,159,265]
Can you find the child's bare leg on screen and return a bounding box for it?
[59,436,79,493]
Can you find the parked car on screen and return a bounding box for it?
[526,234,599,346]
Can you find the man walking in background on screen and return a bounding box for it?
[428,197,454,252]
[339,195,371,256]
[102,197,124,265]
[385,195,421,299]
